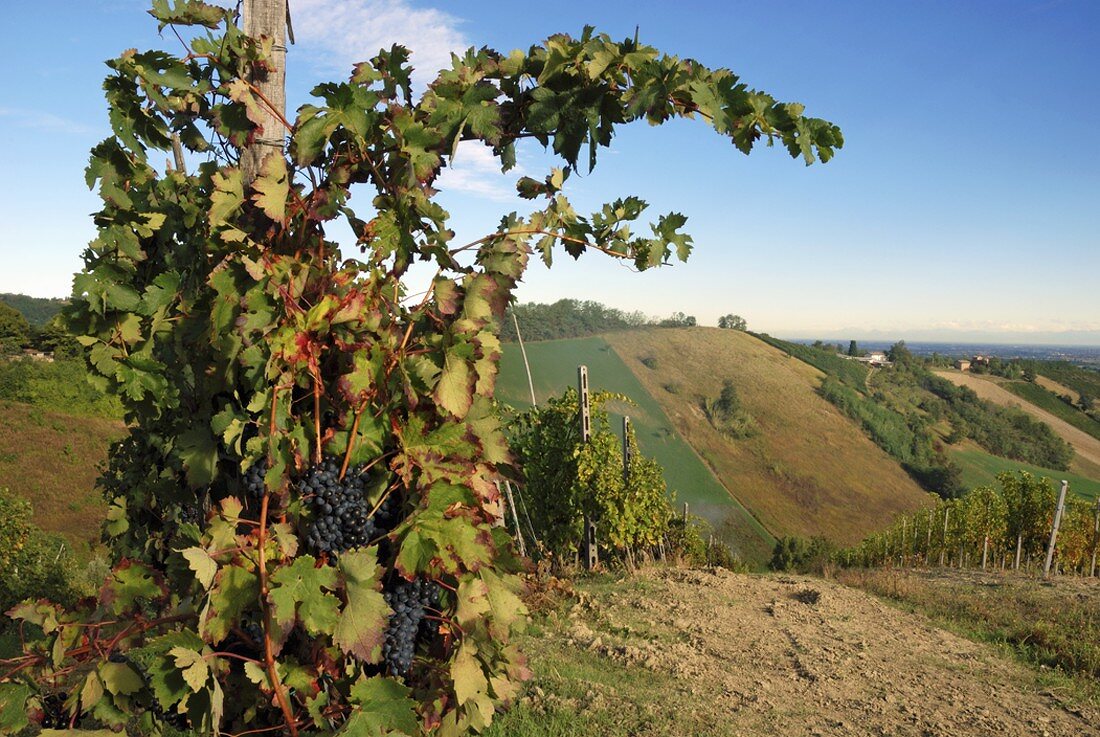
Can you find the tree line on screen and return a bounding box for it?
[500,299,748,342]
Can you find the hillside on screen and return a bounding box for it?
[0,293,67,327]
[487,568,1099,737]
[605,328,930,545]
[0,401,121,556]
[933,370,1100,479]
[497,336,775,562]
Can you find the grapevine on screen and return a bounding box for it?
[0,1,841,735]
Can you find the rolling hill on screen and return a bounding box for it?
[496,336,775,562]
[933,370,1100,479]
[606,328,930,544]
[498,329,932,560]
[0,400,122,557]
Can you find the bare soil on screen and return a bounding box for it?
[552,568,1099,736]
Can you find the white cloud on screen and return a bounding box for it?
[436,141,525,202]
[290,0,468,85]
[0,108,94,136]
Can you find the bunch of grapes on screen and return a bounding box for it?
[243,459,267,499]
[382,578,442,676]
[301,457,374,554]
[38,693,69,729]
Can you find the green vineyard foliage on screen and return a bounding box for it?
[0,1,840,734]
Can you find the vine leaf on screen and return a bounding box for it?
[169,647,210,693]
[0,684,30,734]
[341,676,418,736]
[268,556,340,635]
[98,662,144,696]
[435,353,473,417]
[333,548,389,662]
[201,563,259,644]
[252,153,290,223]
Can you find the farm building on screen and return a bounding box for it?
[954,359,971,371]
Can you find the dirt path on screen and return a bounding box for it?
[932,370,1100,475]
[559,569,1098,736]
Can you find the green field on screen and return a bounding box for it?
[951,444,1100,502]
[497,337,775,562]
[1004,381,1100,442]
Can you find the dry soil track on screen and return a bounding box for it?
[559,568,1098,736]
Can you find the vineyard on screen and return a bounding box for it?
[0,0,842,734]
[844,471,1100,576]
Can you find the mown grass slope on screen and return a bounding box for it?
[0,401,121,557]
[605,328,931,545]
[497,337,774,563]
[949,441,1100,502]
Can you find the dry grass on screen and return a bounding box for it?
[606,328,930,545]
[0,400,122,557]
[835,567,1100,700]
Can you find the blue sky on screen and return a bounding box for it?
[1,1,1097,344]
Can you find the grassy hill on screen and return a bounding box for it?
[497,336,775,563]
[0,293,67,327]
[0,401,121,557]
[950,442,1100,502]
[605,328,930,545]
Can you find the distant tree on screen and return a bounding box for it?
[718,314,747,330]
[34,315,82,359]
[1078,391,1095,412]
[0,302,31,353]
[1021,366,1037,382]
[887,340,914,365]
[847,339,860,357]
[659,311,696,327]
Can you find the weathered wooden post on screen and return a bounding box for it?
[622,416,632,483]
[1089,498,1100,578]
[241,0,289,184]
[578,366,598,570]
[513,311,538,408]
[1043,480,1069,578]
[939,506,950,567]
[502,480,526,558]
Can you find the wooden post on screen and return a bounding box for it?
[1089,499,1099,578]
[513,311,537,408]
[682,502,689,524]
[1043,480,1069,578]
[622,416,632,484]
[241,0,289,184]
[939,507,950,567]
[578,365,595,569]
[578,365,591,442]
[502,480,526,558]
[1014,534,1022,571]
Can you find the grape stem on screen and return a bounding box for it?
[257,491,299,737]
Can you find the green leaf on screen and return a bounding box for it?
[0,683,30,734]
[201,563,259,644]
[169,647,210,692]
[177,425,219,488]
[99,661,145,696]
[209,167,244,226]
[341,676,418,736]
[268,556,340,636]
[435,353,473,417]
[251,153,290,223]
[101,560,164,615]
[451,642,488,706]
[181,546,218,590]
[333,548,390,662]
